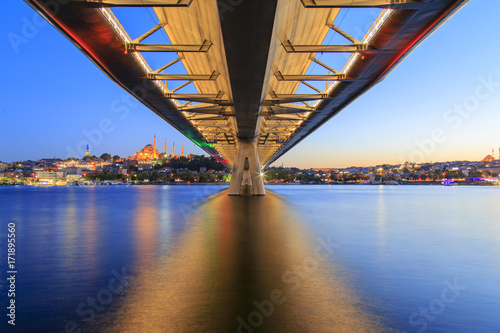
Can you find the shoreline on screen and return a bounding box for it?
[1,182,498,187]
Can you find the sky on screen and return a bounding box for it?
[1,1,499,168]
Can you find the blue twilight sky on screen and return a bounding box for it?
[1,1,499,168]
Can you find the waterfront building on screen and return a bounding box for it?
[36,170,66,181]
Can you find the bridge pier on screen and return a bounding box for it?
[228,139,265,196]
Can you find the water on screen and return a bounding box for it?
[0,185,499,332]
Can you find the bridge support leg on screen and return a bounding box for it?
[228,139,265,196]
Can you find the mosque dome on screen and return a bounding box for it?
[482,155,495,162]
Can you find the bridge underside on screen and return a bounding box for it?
[25,0,468,195]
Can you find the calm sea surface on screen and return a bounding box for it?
[0,185,499,332]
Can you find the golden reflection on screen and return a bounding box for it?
[133,187,159,265]
[99,190,388,332]
[158,187,173,255]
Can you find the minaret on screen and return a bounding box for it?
[85,144,90,158]
[172,142,175,157]
[164,138,167,156]
[182,145,184,157]
[153,134,157,158]
[493,148,495,159]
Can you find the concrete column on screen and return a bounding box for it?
[228,139,265,196]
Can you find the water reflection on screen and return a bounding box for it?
[99,190,386,332]
[133,187,159,265]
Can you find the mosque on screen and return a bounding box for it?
[481,148,500,162]
[126,135,184,161]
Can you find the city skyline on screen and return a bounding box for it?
[1,1,499,168]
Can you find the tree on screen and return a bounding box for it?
[137,172,150,181]
[198,172,209,183]
[112,155,121,161]
[159,174,170,183]
[100,153,112,161]
[264,169,277,181]
[150,170,159,182]
[183,171,195,182]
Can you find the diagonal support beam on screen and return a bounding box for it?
[180,106,233,115]
[265,116,308,121]
[262,123,300,129]
[126,40,212,52]
[270,104,314,111]
[165,91,231,104]
[187,116,230,121]
[171,81,192,93]
[300,0,422,9]
[275,71,348,81]
[263,93,330,105]
[261,130,295,134]
[132,22,166,43]
[152,57,182,74]
[260,133,270,144]
[72,0,192,7]
[310,56,339,74]
[202,131,232,134]
[196,124,230,129]
[282,40,372,53]
[327,24,360,44]
[147,71,219,81]
[186,110,234,115]
[300,81,323,94]
[179,104,227,111]
[171,98,230,104]
[260,108,317,116]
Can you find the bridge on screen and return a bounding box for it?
[25,0,468,195]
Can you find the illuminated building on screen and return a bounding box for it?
[482,149,496,162]
[132,135,161,160]
[85,144,90,158]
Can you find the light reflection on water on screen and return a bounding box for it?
[0,185,499,332]
[98,190,384,332]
